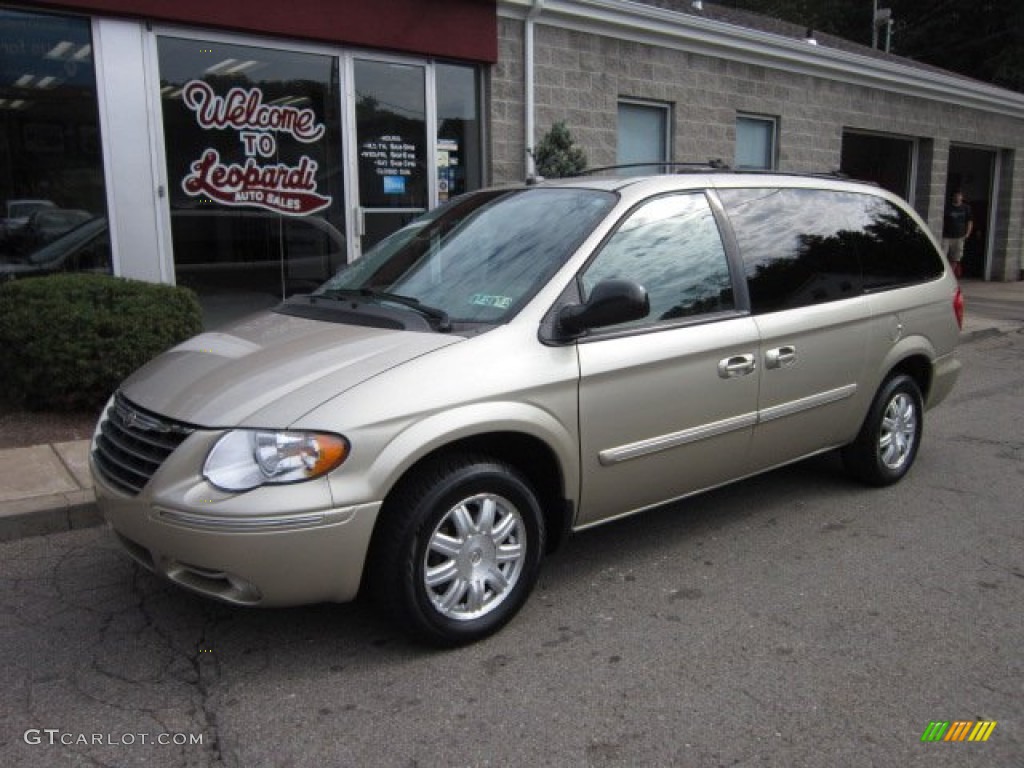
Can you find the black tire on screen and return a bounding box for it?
[842,373,924,487]
[366,454,546,646]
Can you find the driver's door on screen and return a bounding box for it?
[575,192,760,527]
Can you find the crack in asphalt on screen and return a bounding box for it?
[192,609,226,766]
[132,565,231,767]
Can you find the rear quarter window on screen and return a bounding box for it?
[718,187,943,314]
[855,196,944,291]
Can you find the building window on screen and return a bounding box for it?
[735,115,777,170]
[0,8,110,277]
[617,101,670,174]
[157,36,345,323]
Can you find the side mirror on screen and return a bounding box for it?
[558,279,649,336]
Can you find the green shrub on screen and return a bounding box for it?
[0,273,202,411]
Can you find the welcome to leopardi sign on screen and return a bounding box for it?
[179,80,332,216]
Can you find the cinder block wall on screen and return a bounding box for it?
[491,17,1024,279]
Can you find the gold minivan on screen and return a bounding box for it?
[90,172,962,645]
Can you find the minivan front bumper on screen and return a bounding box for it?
[94,477,381,607]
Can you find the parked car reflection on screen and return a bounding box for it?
[170,209,346,295]
[20,208,93,250]
[0,199,57,255]
[0,210,348,329]
[171,209,348,327]
[1,209,345,283]
[0,216,110,281]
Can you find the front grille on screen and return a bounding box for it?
[92,393,194,496]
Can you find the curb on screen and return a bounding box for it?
[0,493,102,542]
[0,441,102,543]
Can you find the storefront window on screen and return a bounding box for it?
[0,9,109,278]
[436,63,482,201]
[157,36,344,322]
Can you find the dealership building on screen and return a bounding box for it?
[2,0,1022,324]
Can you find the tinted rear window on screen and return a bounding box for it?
[856,197,944,291]
[718,187,943,314]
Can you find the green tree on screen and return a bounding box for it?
[714,0,1024,92]
[531,121,588,178]
[893,0,1024,92]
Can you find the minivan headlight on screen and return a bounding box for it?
[203,430,349,492]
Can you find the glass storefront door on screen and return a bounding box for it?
[353,59,428,253]
[157,36,345,325]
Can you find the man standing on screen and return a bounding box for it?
[942,190,973,278]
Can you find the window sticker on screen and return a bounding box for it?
[469,294,513,309]
[383,175,407,195]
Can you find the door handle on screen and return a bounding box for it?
[718,353,757,379]
[765,345,797,369]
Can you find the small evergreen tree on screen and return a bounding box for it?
[531,121,587,178]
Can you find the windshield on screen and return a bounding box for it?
[316,188,616,324]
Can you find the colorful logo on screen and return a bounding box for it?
[921,720,997,742]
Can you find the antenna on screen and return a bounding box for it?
[872,1,893,52]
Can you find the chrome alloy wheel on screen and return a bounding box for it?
[878,391,917,471]
[423,493,526,621]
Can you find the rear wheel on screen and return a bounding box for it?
[367,454,545,646]
[842,374,924,486]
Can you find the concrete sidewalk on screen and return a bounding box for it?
[1,279,1022,542]
[0,440,100,541]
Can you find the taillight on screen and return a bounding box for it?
[953,286,965,330]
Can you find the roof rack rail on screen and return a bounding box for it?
[575,163,872,182]
[580,160,731,175]
[715,167,869,182]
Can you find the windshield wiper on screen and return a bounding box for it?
[320,288,452,332]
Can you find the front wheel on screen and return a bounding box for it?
[842,374,924,486]
[367,454,546,646]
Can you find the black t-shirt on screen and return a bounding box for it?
[943,202,972,238]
